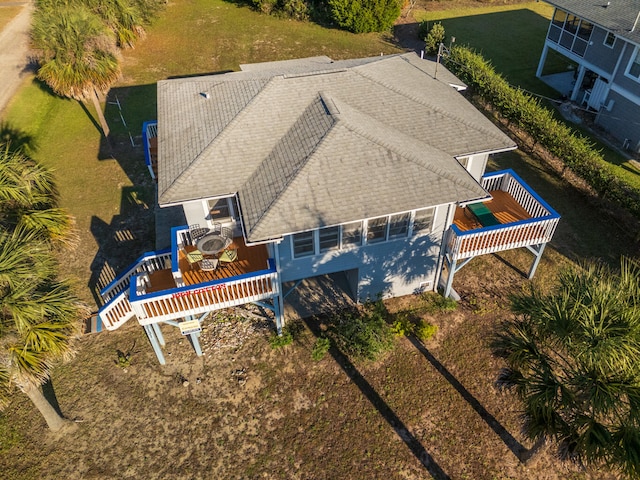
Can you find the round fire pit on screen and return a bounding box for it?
[197,234,226,255]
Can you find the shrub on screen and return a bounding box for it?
[424,22,445,55]
[330,300,394,360]
[311,337,331,360]
[390,311,439,341]
[269,328,293,348]
[328,0,401,33]
[414,321,438,341]
[444,46,640,220]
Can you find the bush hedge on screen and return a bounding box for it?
[444,46,640,221]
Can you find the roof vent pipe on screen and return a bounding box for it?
[200,92,211,99]
[633,11,640,32]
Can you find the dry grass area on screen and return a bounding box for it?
[0,250,623,480]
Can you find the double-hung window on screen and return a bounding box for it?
[292,231,314,257]
[319,227,340,252]
[604,31,616,48]
[628,48,640,80]
[341,222,362,247]
[412,208,435,235]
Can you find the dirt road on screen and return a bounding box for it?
[0,2,33,117]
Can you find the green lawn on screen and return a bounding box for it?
[415,1,640,191]
[416,2,556,93]
[0,5,21,31]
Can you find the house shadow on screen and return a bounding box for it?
[407,335,528,462]
[302,316,452,479]
[87,186,156,306]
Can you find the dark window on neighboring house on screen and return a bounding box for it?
[548,9,592,57]
[628,49,640,80]
[604,31,616,48]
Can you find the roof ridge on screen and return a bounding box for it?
[240,95,337,238]
[353,59,511,150]
[332,99,485,195]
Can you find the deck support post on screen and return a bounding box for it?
[143,325,166,365]
[526,243,547,279]
[443,255,474,298]
[274,294,284,335]
[152,322,165,346]
[189,332,203,357]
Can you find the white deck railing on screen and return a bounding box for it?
[142,120,157,180]
[100,249,172,303]
[447,169,560,261]
[129,260,278,325]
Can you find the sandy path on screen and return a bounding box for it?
[0,1,33,117]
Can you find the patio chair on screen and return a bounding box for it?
[218,248,238,264]
[189,224,209,244]
[199,258,219,271]
[185,249,203,268]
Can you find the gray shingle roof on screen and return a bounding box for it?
[157,53,516,242]
[545,0,640,45]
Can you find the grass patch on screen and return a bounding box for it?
[119,0,401,86]
[0,6,21,31]
[415,2,556,93]
[415,1,636,189]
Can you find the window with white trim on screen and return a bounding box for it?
[604,31,616,48]
[388,213,410,239]
[341,221,362,247]
[628,48,640,80]
[456,156,469,169]
[366,216,388,244]
[292,231,314,257]
[412,208,435,235]
[319,226,340,252]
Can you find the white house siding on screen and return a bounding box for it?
[465,153,489,183]
[277,205,452,302]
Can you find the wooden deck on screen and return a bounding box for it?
[146,236,270,293]
[454,190,531,231]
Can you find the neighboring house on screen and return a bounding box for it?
[536,0,640,151]
[100,53,560,364]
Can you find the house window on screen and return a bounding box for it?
[292,231,314,258]
[342,221,362,247]
[604,31,616,48]
[208,197,236,221]
[412,208,435,235]
[319,226,340,252]
[366,216,388,244]
[456,156,469,169]
[628,49,640,80]
[388,213,410,239]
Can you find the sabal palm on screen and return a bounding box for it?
[0,144,74,245]
[31,5,120,137]
[0,144,82,431]
[0,228,82,431]
[492,258,640,478]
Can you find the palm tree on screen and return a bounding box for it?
[492,258,640,478]
[0,143,83,431]
[0,144,75,245]
[31,5,121,137]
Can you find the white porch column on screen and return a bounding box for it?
[536,43,549,78]
[571,65,586,102]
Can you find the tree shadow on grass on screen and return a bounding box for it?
[406,335,528,462]
[302,316,451,480]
